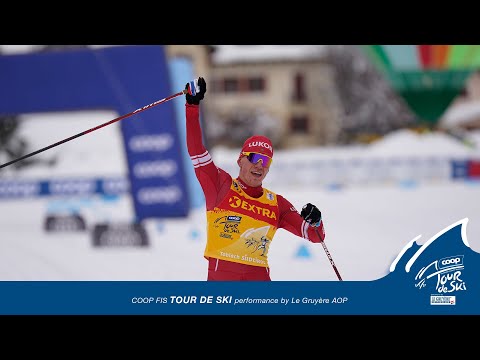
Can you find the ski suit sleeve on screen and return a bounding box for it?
[277,194,325,243]
[185,103,231,210]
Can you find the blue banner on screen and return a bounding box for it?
[0,45,189,220]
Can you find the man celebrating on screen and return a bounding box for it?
[185,77,325,281]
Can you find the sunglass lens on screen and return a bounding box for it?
[247,153,271,167]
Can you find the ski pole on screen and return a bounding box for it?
[0,89,188,170]
[316,229,343,281]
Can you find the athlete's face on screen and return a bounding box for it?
[238,154,270,187]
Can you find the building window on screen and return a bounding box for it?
[292,73,307,102]
[213,76,266,94]
[248,77,265,92]
[290,115,309,133]
[224,78,239,93]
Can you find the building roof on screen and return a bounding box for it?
[211,45,329,64]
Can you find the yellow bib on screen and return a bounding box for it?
[205,180,279,267]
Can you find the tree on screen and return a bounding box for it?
[324,45,417,144]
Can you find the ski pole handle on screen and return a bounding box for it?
[187,79,200,95]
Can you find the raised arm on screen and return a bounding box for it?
[185,77,231,210]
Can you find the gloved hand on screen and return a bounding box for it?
[185,77,207,105]
[301,203,322,227]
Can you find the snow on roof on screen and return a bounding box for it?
[211,45,329,64]
[439,101,480,128]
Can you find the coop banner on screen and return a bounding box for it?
[0,46,189,220]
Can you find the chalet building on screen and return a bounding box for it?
[166,45,343,150]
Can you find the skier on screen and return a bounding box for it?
[185,77,325,281]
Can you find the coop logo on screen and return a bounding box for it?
[128,134,173,152]
[102,178,129,194]
[137,186,182,204]
[414,255,466,305]
[133,160,178,178]
[0,181,40,198]
[50,180,96,195]
[214,215,242,225]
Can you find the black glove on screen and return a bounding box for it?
[301,203,322,227]
[185,77,206,105]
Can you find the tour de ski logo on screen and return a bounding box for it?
[414,255,467,306]
[214,215,241,239]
